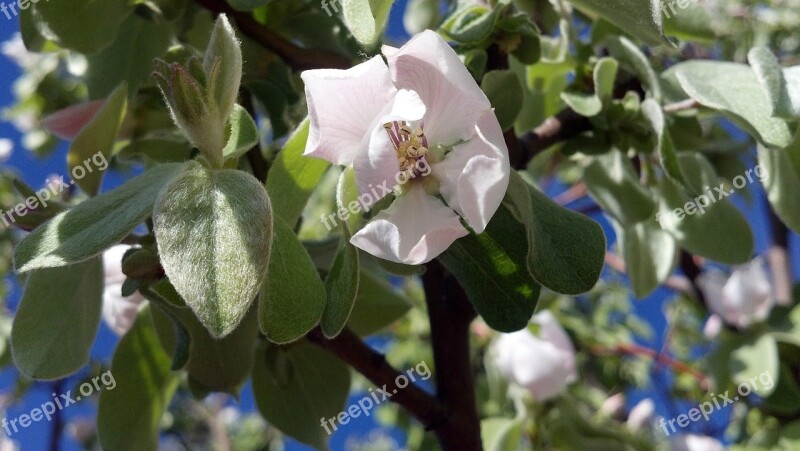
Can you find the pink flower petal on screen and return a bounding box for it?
[354,89,426,206]
[301,56,397,165]
[431,109,509,233]
[41,99,106,140]
[350,184,468,264]
[385,30,491,145]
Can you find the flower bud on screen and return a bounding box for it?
[697,257,774,328]
[491,311,577,401]
[203,14,242,122]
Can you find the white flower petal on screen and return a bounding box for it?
[671,435,724,451]
[385,30,491,145]
[432,109,509,232]
[354,89,426,206]
[102,245,145,336]
[301,56,396,165]
[492,327,573,401]
[533,311,577,382]
[350,184,467,264]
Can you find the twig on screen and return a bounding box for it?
[307,328,448,430]
[663,98,700,113]
[591,343,710,391]
[766,204,793,305]
[193,0,351,70]
[423,260,482,450]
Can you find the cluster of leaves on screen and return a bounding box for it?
[1,0,800,449]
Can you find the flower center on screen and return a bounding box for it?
[384,121,430,177]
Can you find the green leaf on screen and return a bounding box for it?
[14,163,182,273]
[641,99,692,192]
[593,57,618,105]
[336,166,361,234]
[342,0,394,49]
[560,91,602,117]
[606,36,662,101]
[252,341,350,449]
[85,14,172,99]
[147,280,259,394]
[68,83,127,197]
[526,181,606,294]
[11,258,102,379]
[566,0,665,46]
[615,219,678,298]
[663,2,715,43]
[222,104,259,161]
[758,141,800,234]
[673,61,793,148]
[260,218,326,344]
[403,0,439,35]
[439,203,541,332]
[348,270,411,336]
[482,70,524,131]
[582,150,656,226]
[321,238,360,338]
[748,47,800,119]
[98,307,179,451]
[153,161,273,338]
[730,333,778,397]
[266,119,330,226]
[763,364,800,415]
[481,417,524,451]
[441,4,500,45]
[31,0,133,54]
[204,14,243,122]
[656,155,755,264]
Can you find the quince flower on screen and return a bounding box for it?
[491,311,577,401]
[697,257,774,328]
[102,245,145,336]
[301,30,510,264]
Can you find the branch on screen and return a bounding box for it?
[193,0,351,70]
[423,260,482,450]
[307,328,447,430]
[766,204,793,305]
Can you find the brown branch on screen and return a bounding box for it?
[193,0,351,70]
[423,260,482,450]
[515,108,591,169]
[591,343,710,391]
[767,204,793,305]
[307,328,448,431]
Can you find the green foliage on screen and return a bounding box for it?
[153,161,273,338]
[260,217,326,344]
[11,258,102,379]
[321,237,360,338]
[342,0,394,49]
[267,119,330,226]
[482,70,524,131]
[98,307,180,451]
[14,163,182,272]
[566,0,665,46]
[252,342,350,449]
[67,83,127,196]
[31,0,133,54]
